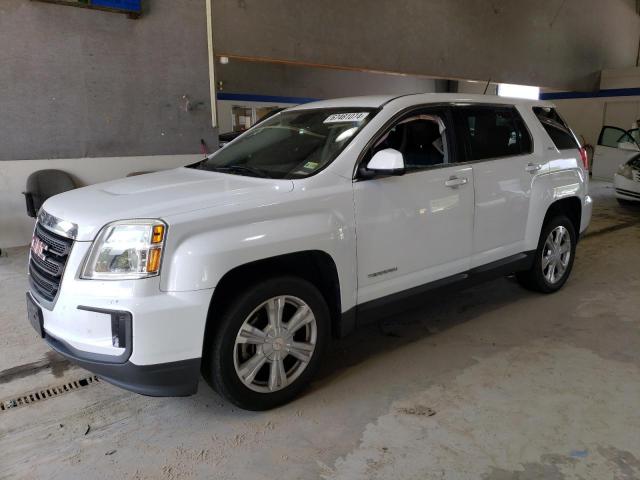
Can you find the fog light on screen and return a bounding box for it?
[111,311,131,349]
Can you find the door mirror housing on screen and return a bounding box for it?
[366,149,405,175]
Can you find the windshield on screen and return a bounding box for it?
[189,108,376,179]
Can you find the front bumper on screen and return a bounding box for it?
[46,330,200,396]
[613,174,640,201]
[28,240,213,397]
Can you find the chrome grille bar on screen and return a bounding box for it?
[29,217,74,304]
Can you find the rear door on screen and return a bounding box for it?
[593,126,640,180]
[453,105,540,267]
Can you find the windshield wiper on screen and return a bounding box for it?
[209,165,272,178]
[187,158,208,168]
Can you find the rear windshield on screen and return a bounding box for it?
[189,108,376,179]
[533,107,579,150]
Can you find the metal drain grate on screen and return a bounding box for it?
[0,375,100,412]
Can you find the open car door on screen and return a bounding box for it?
[593,126,640,180]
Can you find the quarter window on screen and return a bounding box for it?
[456,107,532,161]
[533,107,579,150]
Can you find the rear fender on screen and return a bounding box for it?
[524,163,586,250]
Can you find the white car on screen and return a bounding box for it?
[614,154,640,203]
[27,94,592,410]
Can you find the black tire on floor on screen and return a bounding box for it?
[203,276,330,411]
[516,214,577,293]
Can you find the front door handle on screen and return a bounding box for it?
[525,163,542,173]
[444,176,468,188]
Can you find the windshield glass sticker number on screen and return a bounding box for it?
[303,161,319,170]
[324,112,369,123]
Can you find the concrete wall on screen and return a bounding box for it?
[552,98,609,147]
[216,60,443,100]
[0,0,215,161]
[212,0,640,91]
[456,80,498,95]
[601,66,640,89]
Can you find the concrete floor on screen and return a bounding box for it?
[1,181,639,480]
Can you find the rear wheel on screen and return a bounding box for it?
[517,215,576,293]
[203,276,329,410]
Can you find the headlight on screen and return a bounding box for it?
[81,220,167,280]
[617,163,633,179]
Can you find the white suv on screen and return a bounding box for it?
[27,94,592,410]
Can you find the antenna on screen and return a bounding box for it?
[483,79,492,95]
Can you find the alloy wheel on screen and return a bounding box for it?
[233,295,317,393]
[541,225,571,284]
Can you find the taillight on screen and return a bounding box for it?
[578,147,589,171]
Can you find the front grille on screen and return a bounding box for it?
[633,170,640,183]
[29,223,74,303]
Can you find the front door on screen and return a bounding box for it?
[593,126,640,180]
[353,107,475,304]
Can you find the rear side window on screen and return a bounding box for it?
[455,106,532,161]
[533,107,579,150]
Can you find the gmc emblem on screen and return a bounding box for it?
[31,236,47,261]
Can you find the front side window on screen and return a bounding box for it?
[369,111,450,170]
[598,126,639,149]
[533,106,579,150]
[190,108,375,179]
[456,107,531,161]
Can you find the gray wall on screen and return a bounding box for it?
[0,0,214,161]
[213,0,640,92]
[216,60,446,99]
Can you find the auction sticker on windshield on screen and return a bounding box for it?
[324,112,369,123]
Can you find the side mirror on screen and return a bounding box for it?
[366,148,405,175]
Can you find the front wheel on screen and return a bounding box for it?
[203,276,330,410]
[517,215,577,293]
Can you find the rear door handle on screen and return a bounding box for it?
[525,163,542,173]
[444,176,468,188]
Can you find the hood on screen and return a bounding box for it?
[42,168,294,241]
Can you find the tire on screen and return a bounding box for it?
[203,276,330,410]
[516,214,577,293]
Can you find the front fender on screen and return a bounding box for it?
[159,184,357,313]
